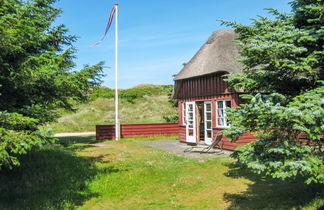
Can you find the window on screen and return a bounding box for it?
[216,100,231,127]
[182,102,186,125]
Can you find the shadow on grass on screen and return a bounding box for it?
[57,135,100,147]
[0,145,121,210]
[223,163,324,209]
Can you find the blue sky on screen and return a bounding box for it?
[55,0,291,89]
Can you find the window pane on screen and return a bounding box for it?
[226,101,231,108]
[205,103,211,111]
[217,101,223,108]
[206,112,211,120]
[218,118,224,126]
[217,109,223,118]
[190,104,194,111]
[207,130,212,138]
[189,129,193,136]
[207,121,211,129]
[225,118,230,127]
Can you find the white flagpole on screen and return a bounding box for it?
[114,3,119,141]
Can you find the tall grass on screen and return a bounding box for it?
[90,84,173,103]
[44,95,177,133]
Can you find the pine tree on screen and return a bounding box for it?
[0,0,104,168]
[222,0,323,184]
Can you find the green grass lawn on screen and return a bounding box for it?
[0,136,323,209]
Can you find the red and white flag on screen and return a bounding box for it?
[91,6,116,47]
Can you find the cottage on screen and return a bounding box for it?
[173,29,256,150]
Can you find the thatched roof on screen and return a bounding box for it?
[174,29,242,80]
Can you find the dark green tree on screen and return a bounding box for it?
[0,0,104,168]
[222,0,323,184]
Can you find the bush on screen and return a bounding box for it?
[0,112,55,169]
[163,114,178,123]
[89,87,115,100]
[90,84,174,104]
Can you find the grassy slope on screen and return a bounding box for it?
[0,136,322,209]
[44,85,177,133]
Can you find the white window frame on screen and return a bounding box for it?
[216,99,232,128]
[182,102,186,125]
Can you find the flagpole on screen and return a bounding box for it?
[114,3,119,141]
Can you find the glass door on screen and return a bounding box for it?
[186,102,196,143]
[204,101,212,145]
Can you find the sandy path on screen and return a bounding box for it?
[54,132,95,137]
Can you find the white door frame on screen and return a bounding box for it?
[185,102,196,143]
[204,101,213,145]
